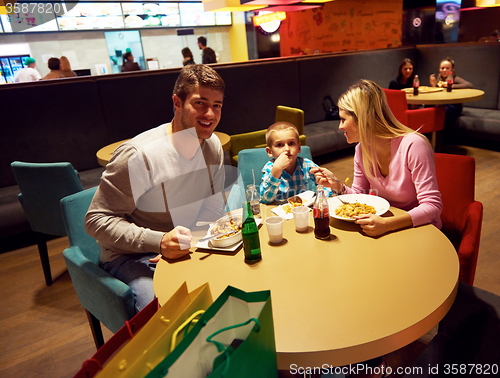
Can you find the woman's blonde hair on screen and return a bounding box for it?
[337,79,428,179]
[60,56,72,71]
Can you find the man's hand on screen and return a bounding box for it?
[160,226,192,260]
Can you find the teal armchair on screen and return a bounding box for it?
[61,187,135,349]
[11,161,84,286]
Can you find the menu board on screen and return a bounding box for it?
[57,3,124,30]
[2,11,59,32]
[122,3,181,28]
[0,2,232,32]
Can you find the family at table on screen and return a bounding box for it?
[83,63,450,376]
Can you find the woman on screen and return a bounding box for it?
[311,80,442,237]
[388,58,415,90]
[429,57,472,90]
[121,52,141,72]
[429,57,473,133]
[181,47,195,66]
[59,56,77,77]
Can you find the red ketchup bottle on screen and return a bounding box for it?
[313,185,330,240]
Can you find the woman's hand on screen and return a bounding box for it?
[355,212,413,237]
[310,167,343,193]
[160,226,192,260]
[354,214,391,237]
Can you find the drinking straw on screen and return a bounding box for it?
[252,169,256,186]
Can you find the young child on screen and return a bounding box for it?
[260,122,332,204]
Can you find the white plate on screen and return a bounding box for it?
[271,190,316,219]
[195,217,262,252]
[328,194,390,222]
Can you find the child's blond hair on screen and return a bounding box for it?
[265,122,300,148]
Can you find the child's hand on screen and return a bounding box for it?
[271,151,292,177]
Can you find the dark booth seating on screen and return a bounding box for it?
[1,43,500,246]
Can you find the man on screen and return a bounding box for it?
[14,57,41,82]
[197,36,217,64]
[42,57,65,80]
[85,64,226,312]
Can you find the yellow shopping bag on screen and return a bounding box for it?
[95,282,212,378]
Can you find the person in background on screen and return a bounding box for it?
[260,121,332,204]
[490,30,500,42]
[59,56,77,78]
[429,57,473,134]
[85,64,226,313]
[311,80,442,238]
[14,57,41,82]
[121,52,141,72]
[388,58,415,90]
[182,47,195,66]
[197,36,217,64]
[42,57,65,80]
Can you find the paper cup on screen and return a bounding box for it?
[264,216,284,244]
[292,206,309,232]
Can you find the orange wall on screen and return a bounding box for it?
[279,0,403,56]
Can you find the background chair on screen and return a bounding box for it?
[383,88,445,149]
[435,153,483,285]
[228,105,307,166]
[61,187,136,349]
[10,161,84,286]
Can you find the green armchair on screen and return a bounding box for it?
[229,105,307,166]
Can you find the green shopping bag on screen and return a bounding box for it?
[145,286,278,378]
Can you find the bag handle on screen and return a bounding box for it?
[206,318,260,377]
[170,310,205,352]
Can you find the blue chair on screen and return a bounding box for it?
[238,146,312,189]
[225,146,313,210]
[61,187,136,349]
[10,161,84,286]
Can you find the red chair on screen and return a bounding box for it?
[435,153,483,285]
[383,88,445,149]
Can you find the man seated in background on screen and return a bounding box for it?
[85,64,227,312]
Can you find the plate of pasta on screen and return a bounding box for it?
[328,194,390,222]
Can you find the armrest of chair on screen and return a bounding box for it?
[457,201,483,285]
[407,107,445,134]
[63,245,136,333]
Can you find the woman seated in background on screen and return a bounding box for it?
[388,58,415,90]
[429,57,473,135]
[121,52,141,72]
[42,57,65,80]
[311,80,442,238]
[59,56,76,77]
[181,47,195,66]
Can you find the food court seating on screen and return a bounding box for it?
[10,161,84,286]
[435,153,483,285]
[61,187,135,349]
[383,88,445,149]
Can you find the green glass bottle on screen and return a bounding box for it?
[242,201,262,264]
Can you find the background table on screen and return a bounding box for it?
[405,88,484,105]
[96,131,231,166]
[154,206,459,369]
